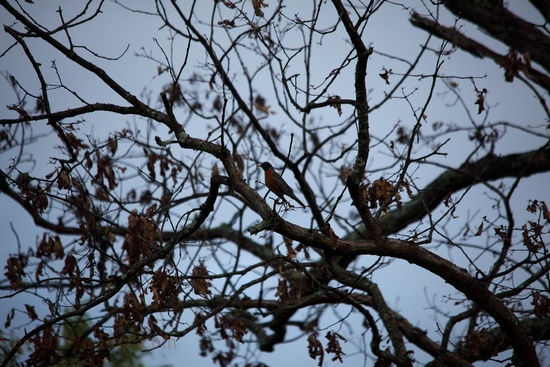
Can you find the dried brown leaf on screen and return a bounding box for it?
[190,261,212,297]
[475,222,484,236]
[254,95,271,113]
[251,0,267,16]
[61,254,77,277]
[57,171,71,190]
[307,331,324,366]
[6,257,25,289]
[474,89,486,115]
[379,68,392,85]
[25,304,38,320]
[148,315,169,340]
[284,238,297,259]
[533,292,550,319]
[275,277,289,302]
[328,95,343,116]
[108,137,118,155]
[218,19,236,28]
[325,331,346,363]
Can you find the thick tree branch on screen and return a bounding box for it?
[529,0,550,20]
[373,147,550,237]
[441,0,550,73]
[426,317,550,366]
[262,219,540,366]
[331,0,380,237]
[409,11,550,92]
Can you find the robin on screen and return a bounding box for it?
[258,162,306,208]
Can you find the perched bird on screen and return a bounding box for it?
[258,162,306,208]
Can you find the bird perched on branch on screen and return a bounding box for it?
[258,162,306,208]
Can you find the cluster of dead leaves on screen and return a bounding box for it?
[194,311,250,364]
[160,82,184,106]
[122,211,160,268]
[68,178,92,221]
[522,221,545,253]
[522,199,550,253]
[26,322,110,367]
[501,50,531,83]
[254,95,272,114]
[36,233,64,259]
[65,131,90,156]
[88,148,120,191]
[527,199,550,222]
[195,312,216,361]
[150,269,182,310]
[275,265,307,303]
[360,177,413,213]
[60,254,78,279]
[307,331,346,366]
[60,253,85,309]
[493,225,509,242]
[144,148,182,185]
[284,237,310,260]
[190,260,212,297]
[115,293,146,339]
[252,0,268,16]
[28,326,59,366]
[34,234,65,287]
[215,314,248,344]
[5,255,27,289]
[217,0,268,29]
[92,325,113,365]
[15,172,48,214]
[533,292,550,319]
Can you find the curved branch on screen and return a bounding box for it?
[409,11,550,92]
[371,147,550,237]
[256,218,540,366]
[426,317,550,366]
[441,0,550,73]
[0,103,143,125]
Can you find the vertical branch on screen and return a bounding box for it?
[330,0,379,238]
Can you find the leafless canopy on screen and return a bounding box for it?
[1,1,549,367]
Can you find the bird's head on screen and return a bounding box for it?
[258,162,273,171]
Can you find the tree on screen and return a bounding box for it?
[51,312,147,367]
[1,1,549,366]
